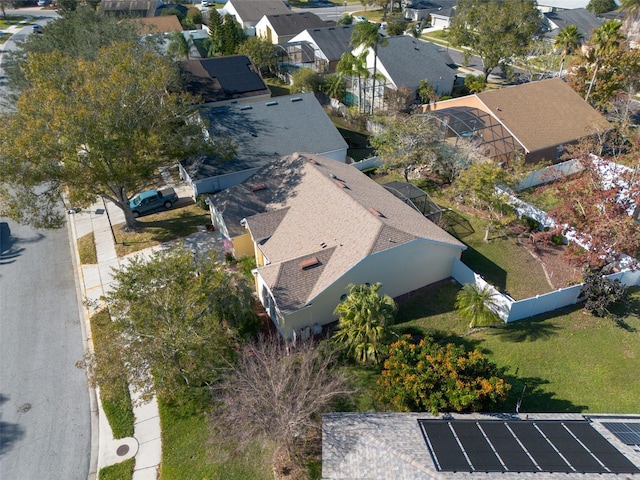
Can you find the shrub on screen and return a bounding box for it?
[581,269,627,317]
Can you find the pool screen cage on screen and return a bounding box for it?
[383,181,444,222]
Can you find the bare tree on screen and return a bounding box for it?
[212,336,353,478]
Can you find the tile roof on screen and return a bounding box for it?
[225,0,290,24]
[263,12,328,36]
[241,153,465,314]
[292,24,355,62]
[476,78,611,153]
[179,56,270,104]
[186,93,347,180]
[373,36,456,89]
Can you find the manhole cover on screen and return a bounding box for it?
[116,444,130,456]
[17,403,31,413]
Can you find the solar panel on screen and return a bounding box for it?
[418,419,640,474]
[602,422,640,446]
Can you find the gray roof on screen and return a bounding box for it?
[188,93,347,180]
[297,24,355,62]
[225,0,290,24]
[543,8,602,40]
[373,37,456,90]
[323,412,640,480]
[263,12,328,36]
[404,0,455,12]
[100,0,160,16]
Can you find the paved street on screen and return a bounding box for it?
[0,217,91,479]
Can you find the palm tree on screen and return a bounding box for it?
[585,20,624,102]
[350,22,386,114]
[455,283,502,329]
[555,25,584,77]
[323,73,346,102]
[337,51,370,113]
[333,283,397,365]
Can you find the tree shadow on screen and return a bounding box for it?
[501,376,588,413]
[442,209,475,239]
[0,222,45,267]
[0,393,25,456]
[490,318,562,343]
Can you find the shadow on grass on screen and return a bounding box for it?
[461,246,507,291]
[502,375,588,413]
[491,318,562,343]
[394,280,460,322]
[442,209,475,239]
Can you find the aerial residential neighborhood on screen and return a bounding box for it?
[1,0,640,479]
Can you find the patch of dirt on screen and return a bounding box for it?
[520,238,583,289]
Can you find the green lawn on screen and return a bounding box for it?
[389,283,640,414]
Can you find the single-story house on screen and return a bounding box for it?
[221,0,290,32]
[322,412,640,479]
[543,8,602,42]
[286,24,355,74]
[536,0,590,13]
[212,152,466,338]
[350,36,456,111]
[403,0,455,22]
[428,78,611,163]
[255,12,329,45]
[100,0,162,17]
[179,55,271,107]
[179,93,348,196]
[430,7,455,29]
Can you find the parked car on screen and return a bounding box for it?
[201,0,214,6]
[355,16,368,23]
[129,187,178,217]
[37,0,51,6]
[32,24,43,33]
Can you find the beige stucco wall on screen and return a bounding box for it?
[232,232,254,258]
[425,94,488,113]
[258,239,464,338]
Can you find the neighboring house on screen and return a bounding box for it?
[349,36,456,111]
[155,3,188,17]
[430,7,455,29]
[286,24,355,74]
[221,0,290,32]
[208,152,466,338]
[133,15,184,34]
[179,93,348,196]
[429,78,611,163]
[403,0,456,22]
[536,0,590,13]
[322,412,640,479]
[543,8,602,41]
[255,12,329,44]
[179,56,271,107]
[100,0,162,17]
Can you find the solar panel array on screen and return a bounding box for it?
[418,419,640,474]
[602,422,640,446]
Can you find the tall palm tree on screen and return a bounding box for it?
[455,283,502,329]
[337,51,370,113]
[555,25,584,77]
[585,20,624,102]
[350,22,386,114]
[333,283,397,365]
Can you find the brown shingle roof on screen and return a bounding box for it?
[476,78,611,153]
[133,15,183,33]
[242,153,465,313]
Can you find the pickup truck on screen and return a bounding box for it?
[129,188,178,218]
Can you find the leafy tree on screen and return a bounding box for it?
[555,25,584,77]
[56,0,78,14]
[351,21,386,114]
[377,337,511,414]
[220,13,246,55]
[207,8,224,55]
[587,0,617,14]
[184,7,203,28]
[291,68,321,93]
[455,283,502,329]
[0,42,208,230]
[93,245,258,405]
[370,113,441,181]
[236,36,277,73]
[322,73,346,101]
[385,14,407,36]
[337,50,370,112]
[338,14,353,25]
[167,30,191,60]
[333,283,397,365]
[449,0,540,81]
[452,158,519,242]
[464,73,487,93]
[213,336,352,473]
[581,268,628,316]
[417,79,436,104]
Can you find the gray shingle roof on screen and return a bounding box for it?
[187,93,347,180]
[543,8,602,40]
[242,153,465,314]
[225,0,290,24]
[373,37,456,90]
[296,24,355,61]
[263,12,328,36]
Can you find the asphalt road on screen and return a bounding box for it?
[0,217,91,480]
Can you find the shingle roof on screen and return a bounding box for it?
[100,0,159,16]
[187,93,347,180]
[544,8,602,40]
[179,56,270,104]
[242,153,465,314]
[226,0,290,24]
[263,12,328,36]
[373,37,456,89]
[475,78,611,153]
[295,24,355,62]
[404,0,456,11]
[133,15,183,33]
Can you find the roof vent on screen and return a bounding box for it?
[251,183,267,192]
[266,101,278,106]
[299,257,320,270]
[320,241,327,248]
[368,207,384,217]
[334,180,348,189]
[329,173,337,179]
[240,105,252,110]
[291,97,303,102]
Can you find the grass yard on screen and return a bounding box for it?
[160,403,273,480]
[77,232,97,264]
[264,77,292,97]
[113,204,211,257]
[389,282,640,414]
[99,458,135,480]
